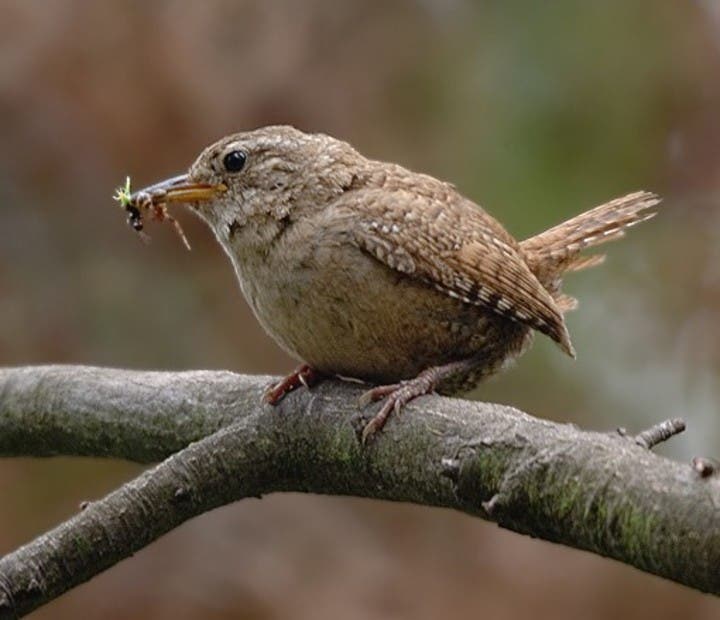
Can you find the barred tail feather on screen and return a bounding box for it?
[520,191,660,311]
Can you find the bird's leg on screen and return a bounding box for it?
[359,358,479,443]
[263,363,326,405]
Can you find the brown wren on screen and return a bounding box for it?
[128,125,659,442]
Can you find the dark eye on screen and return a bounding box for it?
[223,150,247,172]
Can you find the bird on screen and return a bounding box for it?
[126,125,659,442]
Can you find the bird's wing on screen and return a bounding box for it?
[339,186,573,356]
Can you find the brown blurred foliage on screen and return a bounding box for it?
[2,1,720,618]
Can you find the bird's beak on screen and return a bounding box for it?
[131,174,227,205]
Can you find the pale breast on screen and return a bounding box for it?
[227,216,530,386]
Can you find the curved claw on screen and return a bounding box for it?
[361,415,384,444]
[361,394,406,444]
[358,383,401,408]
[263,364,324,405]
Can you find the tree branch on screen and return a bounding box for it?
[0,366,247,462]
[0,365,717,617]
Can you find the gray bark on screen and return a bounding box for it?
[0,365,716,618]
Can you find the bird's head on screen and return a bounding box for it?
[131,126,362,244]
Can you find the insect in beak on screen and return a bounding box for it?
[114,175,227,250]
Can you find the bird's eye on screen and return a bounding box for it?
[223,150,247,173]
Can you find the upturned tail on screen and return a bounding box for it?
[521,190,660,315]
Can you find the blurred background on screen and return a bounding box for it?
[1,0,720,618]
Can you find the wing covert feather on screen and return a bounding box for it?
[342,187,573,355]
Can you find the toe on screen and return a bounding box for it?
[358,383,401,408]
[262,381,285,405]
[361,419,380,444]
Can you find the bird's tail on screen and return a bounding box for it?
[520,191,660,312]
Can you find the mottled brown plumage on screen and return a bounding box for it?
[129,125,660,441]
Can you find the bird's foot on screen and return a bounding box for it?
[263,364,325,405]
[359,368,443,444]
[359,358,480,444]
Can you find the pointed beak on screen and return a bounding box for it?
[131,174,227,205]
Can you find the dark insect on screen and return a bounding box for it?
[125,204,144,232]
[113,176,197,250]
